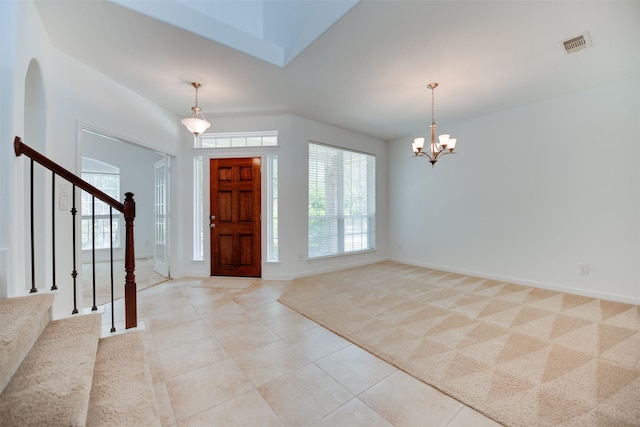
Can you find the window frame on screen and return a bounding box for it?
[192,156,204,261]
[191,131,279,263]
[307,141,376,260]
[196,131,278,149]
[266,154,278,262]
[80,171,122,251]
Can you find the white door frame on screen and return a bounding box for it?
[154,156,170,277]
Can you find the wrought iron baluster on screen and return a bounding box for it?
[92,195,97,311]
[71,184,78,315]
[29,159,37,293]
[15,137,137,326]
[110,207,115,333]
[51,172,57,291]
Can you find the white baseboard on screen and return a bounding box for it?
[388,257,640,306]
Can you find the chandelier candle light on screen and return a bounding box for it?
[181,82,211,136]
[412,82,457,167]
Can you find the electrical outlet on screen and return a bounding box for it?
[578,264,590,275]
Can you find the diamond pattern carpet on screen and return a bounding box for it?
[279,262,640,427]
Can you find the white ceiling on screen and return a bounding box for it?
[34,0,640,141]
[110,0,360,66]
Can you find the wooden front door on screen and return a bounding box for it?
[209,158,261,277]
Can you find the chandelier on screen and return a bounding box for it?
[412,82,457,166]
[181,82,211,136]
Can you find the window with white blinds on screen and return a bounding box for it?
[308,142,376,258]
[81,172,121,250]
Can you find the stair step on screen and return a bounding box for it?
[0,293,54,392]
[87,331,161,426]
[0,313,102,427]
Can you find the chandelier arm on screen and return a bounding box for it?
[417,151,434,161]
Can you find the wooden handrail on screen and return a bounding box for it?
[15,136,137,329]
[14,136,125,213]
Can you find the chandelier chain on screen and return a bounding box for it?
[431,86,435,125]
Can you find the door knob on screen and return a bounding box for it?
[210,223,216,228]
[210,215,216,220]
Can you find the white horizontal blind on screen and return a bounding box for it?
[81,172,121,250]
[308,142,375,258]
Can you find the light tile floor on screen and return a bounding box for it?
[106,277,503,427]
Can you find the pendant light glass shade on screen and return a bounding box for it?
[181,115,210,136]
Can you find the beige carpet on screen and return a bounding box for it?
[0,314,102,426]
[279,262,640,427]
[0,293,53,392]
[87,331,161,427]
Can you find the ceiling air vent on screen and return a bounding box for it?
[561,32,591,54]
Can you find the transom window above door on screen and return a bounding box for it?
[195,131,278,148]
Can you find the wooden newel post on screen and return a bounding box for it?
[124,192,137,329]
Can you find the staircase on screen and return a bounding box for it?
[0,293,161,426]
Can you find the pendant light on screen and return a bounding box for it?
[412,83,457,167]
[181,82,211,136]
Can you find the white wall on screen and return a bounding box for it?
[1,0,53,301]
[2,0,185,318]
[42,52,183,318]
[175,114,389,280]
[388,77,640,304]
[0,0,17,299]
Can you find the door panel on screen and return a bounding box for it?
[210,158,261,277]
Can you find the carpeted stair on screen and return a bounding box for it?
[0,293,161,427]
